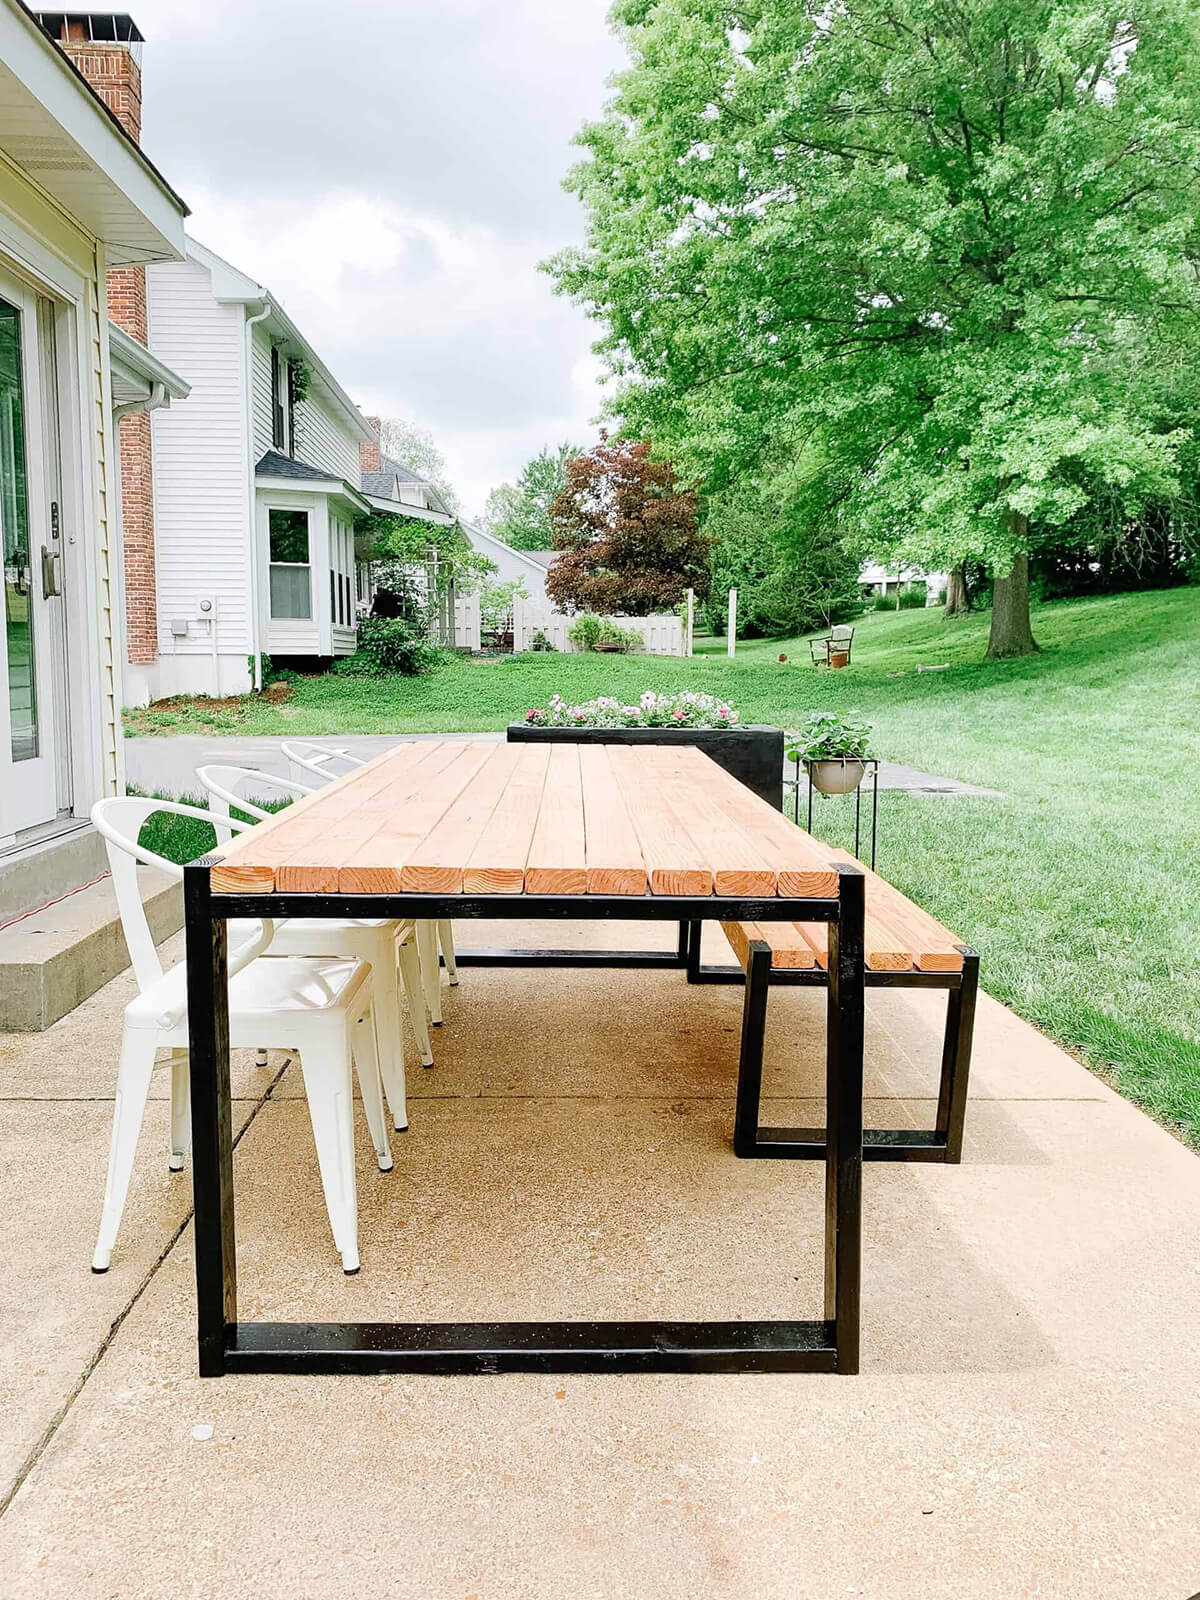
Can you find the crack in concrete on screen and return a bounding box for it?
[0,1057,292,1523]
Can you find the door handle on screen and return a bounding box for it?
[41,545,62,599]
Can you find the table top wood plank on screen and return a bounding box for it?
[668,747,840,898]
[605,746,712,896]
[525,744,588,895]
[208,746,420,892]
[335,742,499,894]
[578,746,647,896]
[642,746,777,897]
[462,743,552,893]
[400,744,525,893]
[272,743,464,893]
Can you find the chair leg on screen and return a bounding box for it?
[296,1037,360,1274]
[370,939,410,1131]
[416,920,442,1025]
[350,998,394,1170]
[92,1026,159,1272]
[439,920,458,986]
[168,1048,190,1171]
[398,934,435,1067]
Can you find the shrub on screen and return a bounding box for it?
[338,616,440,678]
[567,613,645,653]
[567,613,603,651]
[530,629,557,652]
[898,583,927,609]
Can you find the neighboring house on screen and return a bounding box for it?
[0,2,187,898]
[135,237,374,701]
[860,563,947,606]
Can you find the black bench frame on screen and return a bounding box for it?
[683,922,978,1164]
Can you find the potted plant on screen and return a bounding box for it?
[789,711,872,795]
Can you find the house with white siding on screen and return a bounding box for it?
[0,3,187,904]
[134,237,373,702]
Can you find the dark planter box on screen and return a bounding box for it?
[507,723,785,811]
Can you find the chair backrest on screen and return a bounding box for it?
[280,741,366,784]
[831,625,854,644]
[91,797,250,992]
[195,764,312,824]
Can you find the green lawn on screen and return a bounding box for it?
[128,588,1200,1145]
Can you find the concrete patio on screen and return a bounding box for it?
[2,918,1199,1598]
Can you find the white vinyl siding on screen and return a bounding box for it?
[250,323,361,482]
[293,384,359,482]
[146,259,252,658]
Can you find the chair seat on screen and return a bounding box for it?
[229,917,412,953]
[127,955,371,1032]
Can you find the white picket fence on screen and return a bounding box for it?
[453,589,481,651]
[513,597,684,656]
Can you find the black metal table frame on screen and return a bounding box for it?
[681,923,979,1163]
[183,861,866,1378]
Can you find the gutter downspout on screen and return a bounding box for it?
[244,299,272,692]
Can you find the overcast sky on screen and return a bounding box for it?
[130,0,625,518]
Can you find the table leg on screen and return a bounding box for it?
[825,865,865,1374]
[936,950,979,1164]
[184,861,236,1378]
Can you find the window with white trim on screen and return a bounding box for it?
[268,507,311,619]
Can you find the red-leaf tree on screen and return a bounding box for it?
[546,437,709,615]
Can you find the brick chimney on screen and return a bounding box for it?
[40,13,158,667]
[360,418,382,476]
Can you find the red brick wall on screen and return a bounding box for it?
[360,438,381,474]
[60,37,158,664]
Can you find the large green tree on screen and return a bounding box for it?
[548,0,1200,656]
[484,442,581,550]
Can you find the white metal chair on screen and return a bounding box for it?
[90,797,392,1275]
[281,740,367,784]
[278,742,459,1019]
[194,764,435,1085]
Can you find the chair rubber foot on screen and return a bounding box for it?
[448,977,460,986]
[91,1264,109,1274]
[378,1154,394,1172]
[431,1020,443,1027]
[394,1123,409,1134]
[421,1060,435,1069]
[343,1265,360,1276]
[168,1157,184,1172]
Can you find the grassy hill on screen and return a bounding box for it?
[129,588,1200,1144]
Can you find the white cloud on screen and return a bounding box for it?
[129,0,624,518]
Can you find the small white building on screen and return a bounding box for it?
[134,238,375,702]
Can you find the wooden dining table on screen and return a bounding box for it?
[184,739,866,1378]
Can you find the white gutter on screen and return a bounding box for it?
[244,299,273,692]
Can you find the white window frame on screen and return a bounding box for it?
[267,503,312,620]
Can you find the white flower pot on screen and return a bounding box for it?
[809,758,867,796]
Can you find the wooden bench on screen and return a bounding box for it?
[684,848,979,1163]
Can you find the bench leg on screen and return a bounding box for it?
[734,960,977,1164]
[733,943,771,1156]
[936,951,979,1163]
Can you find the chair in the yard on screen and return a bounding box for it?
[90,797,393,1275]
[809,623,855,667]
[195,763,436,1083]
[276,741,459,1019]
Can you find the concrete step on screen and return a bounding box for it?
[0,868,182,1031]
[0,825,109,923]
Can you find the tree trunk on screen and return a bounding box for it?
[944,563,968,616]
[986,543,1038,659]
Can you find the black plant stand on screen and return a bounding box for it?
[792,758,880,870]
